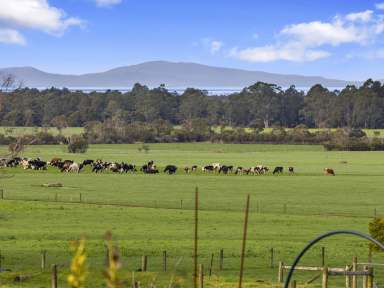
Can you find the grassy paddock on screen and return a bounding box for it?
[1,126,384,138]
[0,143,383,287]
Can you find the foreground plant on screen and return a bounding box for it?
[104,231,122,288]
[68,238,88,288]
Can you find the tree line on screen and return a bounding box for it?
[0,79,383,129]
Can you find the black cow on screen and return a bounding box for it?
[273,166,284,175]
[121,163,136,173]
[82,159,94,166]
[92,163,105,173]
[288,167,294,174]
[202,165,214,172]
[191,165,198,172]
[29,159,47,170]
[219,165,231,175]
[164,165,177,175]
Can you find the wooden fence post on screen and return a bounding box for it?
[41,250,46,271]
[321,247,325,266]
[180,200,183,209]
[199,264,204,288]
[367,266,373,288]
[238,194,250,288]
[163,250,167,272]
[0,189,3,200]
[141,255,148,272]
[270,248,274,268]
[345,265,351,288]
[352,256,357,288]
[79,193,82,202]
[219,249,224,270]
[363,265,368,288]
[290,280,297,288]
[278,261,284,283]
[193,187,199,288]
[209,253,214,277]
[51,264,58,288]
[322,266,328,288]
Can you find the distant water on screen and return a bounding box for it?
[6,86,346,95]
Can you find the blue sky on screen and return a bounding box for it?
[0,0,384,80]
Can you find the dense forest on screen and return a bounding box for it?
[0,79,384,129]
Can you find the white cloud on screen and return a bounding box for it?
[230,45,330,62]
[345,10,373,22]
[375,2,384,10]
[0,0,84,36]
[210,41,223,54]
[0,28,26,45]
[94,0,122,7]
[231,9,384,62]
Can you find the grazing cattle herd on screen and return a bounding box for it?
[0,156,337,176]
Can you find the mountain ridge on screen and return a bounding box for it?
[0,61,360,88]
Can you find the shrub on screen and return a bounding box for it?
[369,217,384,251]
[68,135,88,153]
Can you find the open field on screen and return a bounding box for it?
[1,126,384,138]
[0,143,384,287]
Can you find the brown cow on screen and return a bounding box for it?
[324,168,335,176]
[49,157,62,167]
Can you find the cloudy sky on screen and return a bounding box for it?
[0,0,384,80]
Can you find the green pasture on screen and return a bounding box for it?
[0,143,384,287]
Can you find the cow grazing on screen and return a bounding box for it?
[191,165,198,172]
[68,162,80,173]
[49,158,62,167]
[202,165,214,172]
[288,167,294,174]
[219,165,231,175]
[235,167,243,175]
[324,168,335,176]
[121,163,136,173]
[164,165,177,175]
[212,163,221,172]
[273,166,284,175]
[82,159,94,166]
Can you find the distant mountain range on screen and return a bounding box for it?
[0,61,360,89]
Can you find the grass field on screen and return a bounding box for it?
[0,143,384,287]
[1,126,384,138]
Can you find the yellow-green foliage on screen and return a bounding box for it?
[67,238,88,288]
[104,231,122,288]
[368,217,384,251]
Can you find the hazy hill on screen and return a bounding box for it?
[0,61,355,88]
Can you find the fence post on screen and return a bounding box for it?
[290,280,297,288]
[352,256,357,288]
[1,189,4,200]
[141,255,147,272]
[270,248,274,268]
[363,265,369,288]
[321,247,325,266]
[41,250,47,271]
[51,264,58,288]
[163,251,167,272]
[193,187,199,288]
[367,266,374,288]
[219,249,224,270]
[180,200,183,209]
[199,264,204,288]
[322,266,328,288]
[238,194,250,288]
[278,261,284,283]
[79,193,82,202]
[209,253,214,277]
[345,265,351,288]
[0,250,2,270]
